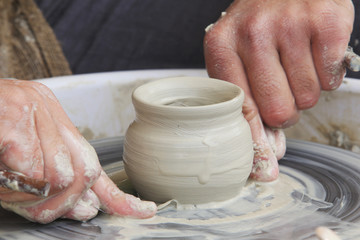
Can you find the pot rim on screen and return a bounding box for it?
[132,77,244,114]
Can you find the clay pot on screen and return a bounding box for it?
[123,77,254,204]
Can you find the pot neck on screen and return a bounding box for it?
[134,95,244,129]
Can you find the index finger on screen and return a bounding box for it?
[91,170,157,219]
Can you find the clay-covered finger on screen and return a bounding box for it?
[91,170,157,219]
[62,189,100,221]
[248,115,279,181]
[264,127,286,160]
[34,102,74,194]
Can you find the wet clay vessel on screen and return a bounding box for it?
[123,77,254,204]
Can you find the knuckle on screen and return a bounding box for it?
[311,1,353,35]
[204,23,222,44]
[277,9,309,41]
[29,82,58,101]
[4,82,43,109]
[204,23,234,53]
[241,14,270,48]
[287,71,321,109]
[6,86,28,106]
[85,167,101,184]
[81,140,101,185]
[52,145,75,190]
[204,24,237,72]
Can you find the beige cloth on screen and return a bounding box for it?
[0,0,71,80]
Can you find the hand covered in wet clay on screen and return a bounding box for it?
[204,0,354,181]
[0,79,156,223]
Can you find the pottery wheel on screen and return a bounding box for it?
[1,138,360,239]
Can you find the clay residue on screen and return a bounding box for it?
[285,89,360,153]
[88,167,360,239]
[328,129,360,153]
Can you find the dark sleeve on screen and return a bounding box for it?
[34,0,232,75]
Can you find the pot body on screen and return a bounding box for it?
[123,77,254,204]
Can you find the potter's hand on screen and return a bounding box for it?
[0,79,156,223]
[204,0,354,181]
